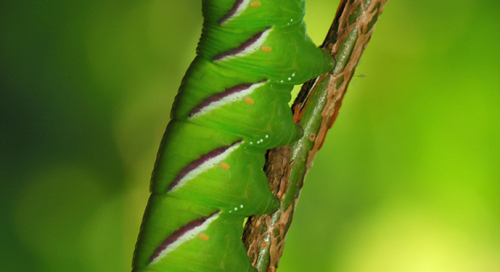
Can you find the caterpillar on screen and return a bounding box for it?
[132,1,334,271]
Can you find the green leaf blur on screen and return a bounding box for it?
[1,1,499,272]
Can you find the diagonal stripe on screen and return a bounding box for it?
[213,27,272,62]
[188,80,266,119]
[149,211,220,264]
[168,140,243,192]
[217,0,250,25]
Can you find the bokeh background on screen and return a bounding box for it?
[1,0,499,271]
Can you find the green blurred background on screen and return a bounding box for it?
[1,0,499,271]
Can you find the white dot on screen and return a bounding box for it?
[234,207,238,211]
[265,135,269,138]
[288,77,291,81]
[292,72,296,76]
[240,204,244,208]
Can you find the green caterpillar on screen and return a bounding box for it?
[132,0,334,271]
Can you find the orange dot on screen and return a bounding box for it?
[244,97,254,104]
[259,242,268,248]
[220,162,230,170]
[309,133,316,141]
[261,46,272,52]
[250,2,261,7]
[199,234,209,241]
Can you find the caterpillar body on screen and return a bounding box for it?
[132,0,334,271]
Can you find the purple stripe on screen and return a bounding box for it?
[167,140,243,191]
[188,82,254,117]
[149,211,219,263]
[212,29,268,61]
[217,0,245,25]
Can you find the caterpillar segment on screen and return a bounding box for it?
[132,1,334,271]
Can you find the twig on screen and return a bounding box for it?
[242,0,389,271]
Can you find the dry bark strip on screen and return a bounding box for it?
[242,0,389,271]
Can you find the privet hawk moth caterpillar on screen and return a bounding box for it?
[132,0,334,271]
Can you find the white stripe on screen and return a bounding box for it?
[215,27,273,62]
[220,0,251,25]
[150,212,221,264]
[169,142,242,192]
[189,81,266,119]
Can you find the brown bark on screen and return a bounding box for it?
[243,1,389,271]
